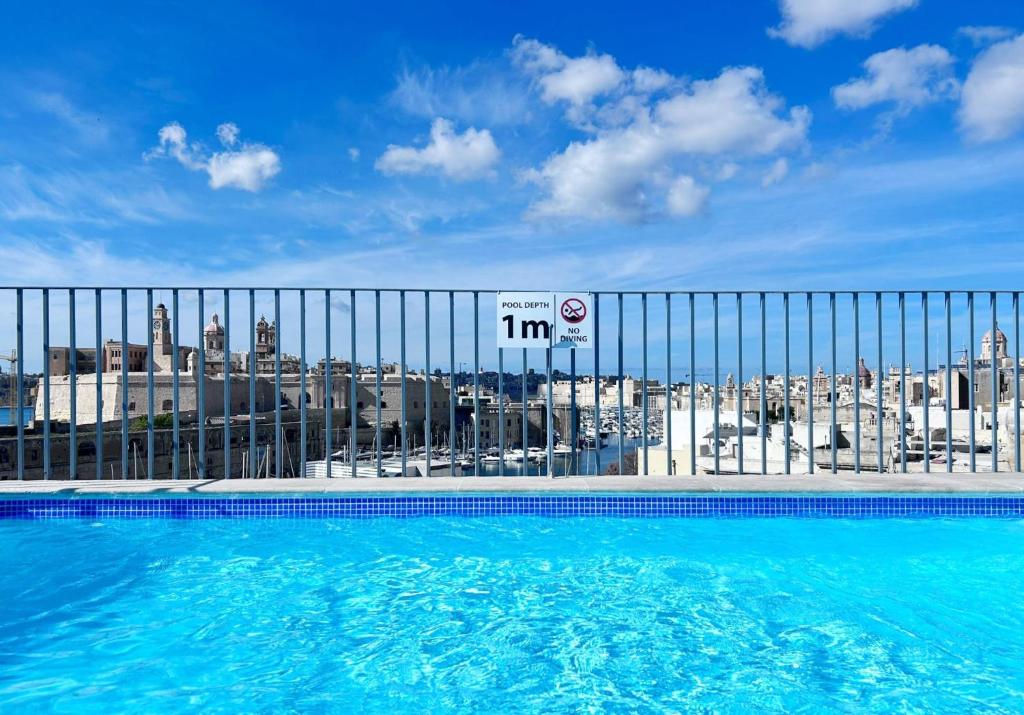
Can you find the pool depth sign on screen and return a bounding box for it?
[496,292,593,349]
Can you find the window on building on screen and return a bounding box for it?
[128,402,136,411]
[381,401,387,409]
[162,399,173,411]
[413,401,418,409]
[357,401,364,409]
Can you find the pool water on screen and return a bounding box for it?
[2,516,1023,713]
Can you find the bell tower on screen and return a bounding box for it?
[153,303,171,355]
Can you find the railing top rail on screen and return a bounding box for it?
[0,286,1021,294]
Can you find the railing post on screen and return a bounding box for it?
[198,288,206,479]
[69,289,78,480]
[498,345,505,477]
[546,342,554,477]
[42,289,50,479]
[876,292,883,474]
[473,291,480,474]
[571,347,577,474]
[299,289,306,477]
[853,292,860,474]
[783,292,790,474]
[146,289,153,479]
[642,292,649,476]
[15,289,24,481]
[121,288,129,479]
[251,289,259,478]
[806,292,813,475]
[968,292,976,472]
[760,292,766,475]
[376,290,383,477]
[617,292,624,475]
[689,293,696,475]
[830,292,837,475]
[524,348,530,462]
[713,292,720,475]
[96,288,104,480]
[991,291,998,472]
[736,292,743,475]
[449,292,456,477]
[400,290,407,477]
[222,289,230,479]
[945,291,952,473]
[424,291,432,477]
[172,289,179,480]
[899,291,906,472]
[324,291,333,478]
[350,289,357,479]
[275,289,283,478]
[666,293,673,476]
[1016,292,1021,473]
[594,294,601,475]
[922,292,930,473]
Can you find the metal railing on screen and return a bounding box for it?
[1,288,1021,480]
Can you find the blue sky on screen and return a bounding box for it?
[2,1,1024,373]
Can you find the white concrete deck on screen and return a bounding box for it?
[2,473,1023,495]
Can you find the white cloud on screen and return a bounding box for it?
[216,122,240,147]
[511,35,625,106]
[832,45,958,111]
[375,118,500,181]
[523,64,810,222]
[761,158,789,187]
[146,121,281,191]
[769,0,918,49]
[715,162,740,181]
[207,147,281,191]
[959,34,1024,142]
[958,26,1017,47]
[632,67,674,94]
[666,176,709,216]
[348,147,360,162]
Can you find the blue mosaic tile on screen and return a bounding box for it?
[1,495,1024,520]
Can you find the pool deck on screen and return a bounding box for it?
[2,473,1024,495]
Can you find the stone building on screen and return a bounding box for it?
[36,372,277,426]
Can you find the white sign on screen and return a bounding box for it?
[554,293,593,348]
[496,292,554,348]
[496,292,594,349]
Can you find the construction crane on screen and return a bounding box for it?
[0,350,17,411]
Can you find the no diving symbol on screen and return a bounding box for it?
[561,298,587,324]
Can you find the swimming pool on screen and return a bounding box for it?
[2,497,1023,712]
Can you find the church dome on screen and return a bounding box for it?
[256,315,269,329]
[205,313,224,335]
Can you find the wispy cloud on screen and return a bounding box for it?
[0,163,192,226]
[390,60,534,126]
